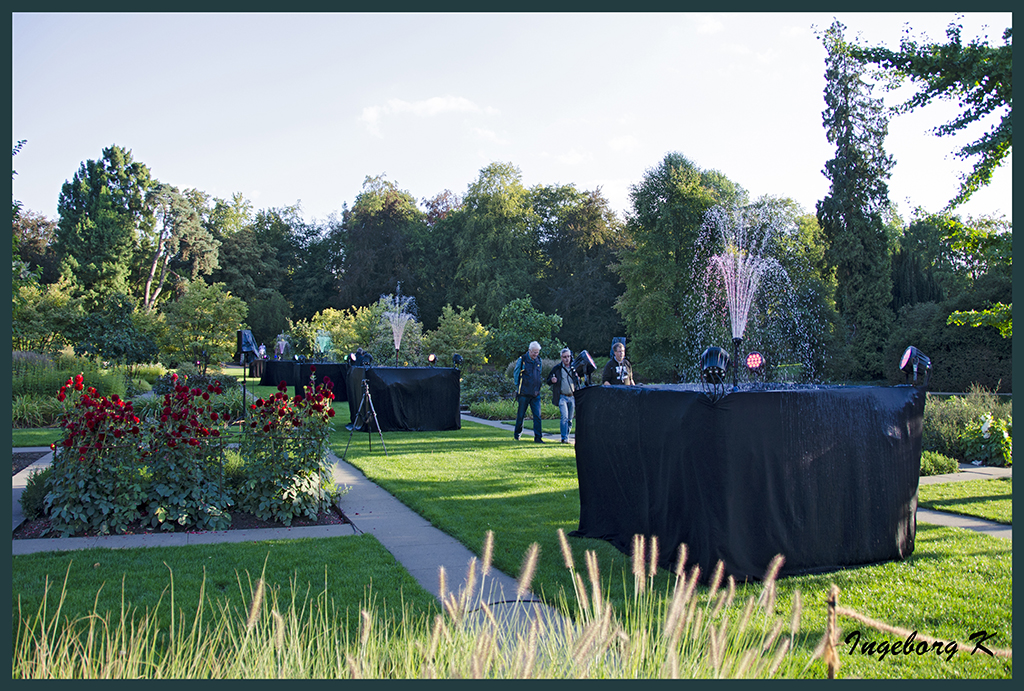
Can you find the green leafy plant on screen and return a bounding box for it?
[919,450,959,476]
[19,465,53,521]
[961,413,1012,467]
[238,370,340,524]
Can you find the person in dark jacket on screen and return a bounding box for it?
[513,341,545,442]
[548,347,581,443]
[602,341,635,386]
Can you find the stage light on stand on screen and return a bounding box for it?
[700,346,730,402]
[427,353,437,366]
[572,350,597,386]
[746,351,764,373]
[453,353,464,369]
[899,346,931,387]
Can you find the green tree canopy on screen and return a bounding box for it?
[55,145,155,308]
[161,281,248,374]
[614,152,746,382]
[851,21,1012,209]
[488,297,563,367]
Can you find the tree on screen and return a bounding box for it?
[337,176,423,310]
[488,297,563,366]
[851,21,1012,209]
[140,183,219,311]
[448,163,540,327]
[939,213,1012,339]
[12,208,60,283]
[530,184,627,355]
[422,305,491,372]
[816,21,897,381]
[614,152,747,382]
[54,145,154,308]
[161,281,248,374]
[12,277,84,354]
[70,293,159,377]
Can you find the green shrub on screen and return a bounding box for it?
[19,465,53,521]
[469,399,559,420]
[237,381,340,525]
[919,450,960,476]
[923,386,1012,460]
[459,371,515,405]
[153,368,239,396]
[133,363,168,384]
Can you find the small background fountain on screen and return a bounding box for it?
[381,289,417,367]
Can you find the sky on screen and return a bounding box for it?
[12,12,1013,228]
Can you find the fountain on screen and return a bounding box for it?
[690,202,822,392]
[381,290,416,367]
[570,202,925,582]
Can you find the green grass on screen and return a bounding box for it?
[11,416,1013,678]
[12,535,440,644]
[918,478,1012,524]
[500,419,566,436]
[333,420,1012,678]
[11,428,62,448]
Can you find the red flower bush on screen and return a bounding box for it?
[238,374,340,524]
[46,375,146,536]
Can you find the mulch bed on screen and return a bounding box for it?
[13,451,350,540]
[13,505,350,540]
[13,451,48,476]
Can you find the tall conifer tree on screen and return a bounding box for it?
[816,21,896,380]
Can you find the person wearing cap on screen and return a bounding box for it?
[548,347,581,444]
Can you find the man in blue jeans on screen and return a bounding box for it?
[512,341,545,442]
[548,347,581,444]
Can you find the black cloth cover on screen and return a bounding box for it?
[258,361,349,402]
[571,385,924,581]
[347,366,461,432]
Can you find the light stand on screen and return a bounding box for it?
[731,336,743,392]
[342,378,388,461]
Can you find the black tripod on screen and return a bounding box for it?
[342,378,388,460]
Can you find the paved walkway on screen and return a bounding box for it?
[12,416,1012,619]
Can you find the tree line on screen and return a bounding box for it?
[11,19,1011,391]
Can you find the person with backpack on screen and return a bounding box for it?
[512,341,545,442]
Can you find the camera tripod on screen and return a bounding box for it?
[342,378,388,460]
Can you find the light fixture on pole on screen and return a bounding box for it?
[899,346,932,387]
[427,353,437,366]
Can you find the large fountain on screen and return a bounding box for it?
[571,203,925,582]
[381,289,417,367]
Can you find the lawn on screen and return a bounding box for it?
[10,401,1013,678]
[12,536,441,645]
[918,477,1012,524]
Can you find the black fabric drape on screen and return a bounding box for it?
[347,366,461,432]
[571,385,924,581]
[258,361,349,402]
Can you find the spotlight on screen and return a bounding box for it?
[572,350,597,384]
[427,353,437,366]
[745,351,764,373]
[700,347,730,385]
[348,352,357,364]
[700,346,730,402]
[453,353,464,368]
[899,346,931,387]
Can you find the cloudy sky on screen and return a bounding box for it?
[12,11,1013,225]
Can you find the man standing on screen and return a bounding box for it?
[513,341,545,442]
[549,347,581,444]
[602,341,635,386]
